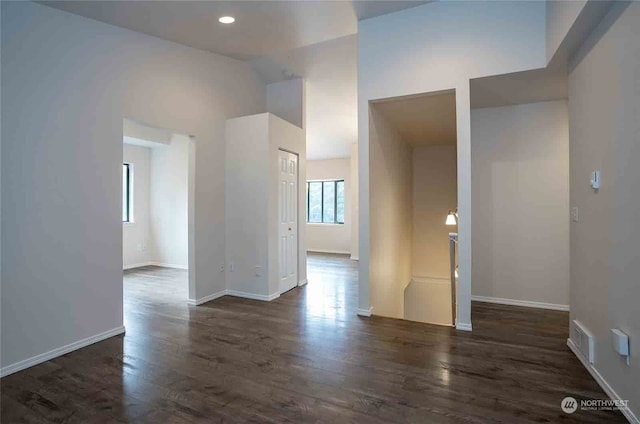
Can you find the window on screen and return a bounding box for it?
[306,180,344,224]
[122,163,132,222]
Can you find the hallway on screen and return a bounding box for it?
[1,254,624,423]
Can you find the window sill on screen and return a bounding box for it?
[123,221,135,226]
[307,222,345,227]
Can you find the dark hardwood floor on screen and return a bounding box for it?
[1,253,625,423]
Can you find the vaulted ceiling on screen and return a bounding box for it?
[40,1,427,60]
[41,1,429,160]
[39,1,570,159]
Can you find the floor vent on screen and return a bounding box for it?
[572,320,595,363]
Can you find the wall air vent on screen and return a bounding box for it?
[572,320,595,363]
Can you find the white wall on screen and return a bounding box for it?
[358,0,546,327]
[225,113,306,299]
[252,35,357,160]
[123,144,152,268]
[568,2,639,418]
[368,105,413,319]
[267,78,305,129]
[149,135,190,269]
[471,101,570,308]
[123,135,189,271]
[267,114,307,294]
[411,145,457,279]
[1,1,265,373]
[225,114,270,297]
[306,158,351,255]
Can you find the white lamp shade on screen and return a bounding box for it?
[446,212,457,226]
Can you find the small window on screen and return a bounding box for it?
[306,180,344,224]
[122,163,132,222]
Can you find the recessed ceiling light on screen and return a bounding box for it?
[218,16,235,24]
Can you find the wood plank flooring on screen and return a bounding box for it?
[1,253,625,423]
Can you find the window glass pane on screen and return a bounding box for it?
[308,182,322,222]
[122,164,128,222]
[336,181,345,224]
[322,181,335,223]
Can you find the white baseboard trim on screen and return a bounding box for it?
[1,326,126,378]
[298,279,308,287]
[226,290,280,302]
[357,306,374,317]
[149,262,188,270]
[567,339,639,423]
[471,295,569,312]
[350,256,359,261]
[124,262,188,270]
[187,289,227,306]
[123,261,153,270]
[307,249,351,255]
[188,289,282,305]
[455,322,473,331]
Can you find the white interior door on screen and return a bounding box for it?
[278,150,298,293]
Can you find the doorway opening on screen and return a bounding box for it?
[303,149,358,319]
[368,89,458,326]
[122,118,194,309]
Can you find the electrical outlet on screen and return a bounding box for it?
[254,266,262,277]
[571,207,579,223]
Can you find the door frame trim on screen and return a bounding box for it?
[278,148,300,295]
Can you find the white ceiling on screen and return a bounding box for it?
[41,1,566,160]
[40,1,427,60]
[373,91,457,147]
[41,0,428,161]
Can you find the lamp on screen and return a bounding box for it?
[445,210,458,226]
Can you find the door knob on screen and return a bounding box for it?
[288,227,292,231]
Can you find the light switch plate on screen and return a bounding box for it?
[590,170,600,191]
[571,207,579,222]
